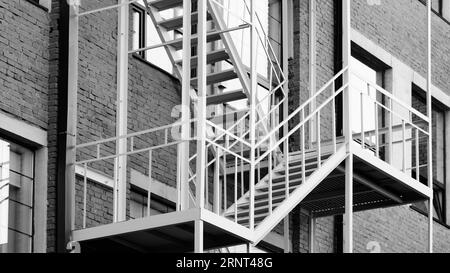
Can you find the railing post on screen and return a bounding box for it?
[148,151,153,217]
[426,0,434,254]
[178,0,192,212]
[195,0,208,211]
[342,0,353,254]
[249,0,257,231]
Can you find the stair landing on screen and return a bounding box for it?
[300,142,432,218]
[72,209,252,253]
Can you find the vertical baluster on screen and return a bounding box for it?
[130,137,134,152]
[374,101,380,158]
[241,123,245,196]
[234,156,238,223]
[164,129,169,145]
[415,128,420,180]
[83,163,87,229]
[205,149,209,209]
[224,135,229,212]
[332,82,337,153]
[317,111,321,167]
[301,110,306,184]
[402,120,406,173]
[214,147,220,214]
[360,88,365,149]
[269,150,273,214]
[97,144,101,159]
[148,150,152,217]
[388,98,394,164]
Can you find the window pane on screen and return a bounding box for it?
[0,140,34,253]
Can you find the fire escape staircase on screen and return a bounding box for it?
[143,0,411,246]
[71,0,433,252]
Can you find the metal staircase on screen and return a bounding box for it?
[144,0,348,244]
[69,0,433,253]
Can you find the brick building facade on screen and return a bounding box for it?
[0,0,449,253]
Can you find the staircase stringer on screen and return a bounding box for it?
[143,1,199,103]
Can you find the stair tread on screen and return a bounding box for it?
[170,32,223,50]
[149,0,184,11]
[207,90,247,105]
[176,49,230,67]
[191,69,237,86]
[158,12,212,31]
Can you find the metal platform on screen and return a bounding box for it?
[301,143,432,218]
[73,209,252,253]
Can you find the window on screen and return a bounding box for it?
[0,139,35,253]
[420,0,450,21]
[131,1,176,74]
[412,90,447,224]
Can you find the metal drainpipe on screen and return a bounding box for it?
[56,1,70,253]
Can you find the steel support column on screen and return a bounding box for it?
[195,220,204,253]
[178,0,192,211]
[342,0,353,254]
[282,0,291,254]
[195,0,208,212]
[114,0,129,223]
[249,0,257,232]
[426,0,434,254]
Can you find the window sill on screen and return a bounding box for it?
[410,205,450,229]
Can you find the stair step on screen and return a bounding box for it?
[158,12,212,31]
[207,90,247,105]
[236,194,285,210]
[255,184,298,200]
[170,31,222,51]
[149,0,185,11]
[228,213,268,226]
[191,69,237,86]
[176,49,230,67]
[225,203,276,219]
[271,168,316,184]
[277,161,320,176]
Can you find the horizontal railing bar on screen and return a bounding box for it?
[350,72,429,123]
[76,119,196,149]
[356,90,430,136]
[76,140,189,165]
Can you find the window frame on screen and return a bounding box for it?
[410,89,448,226]
[0,139,36,253]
